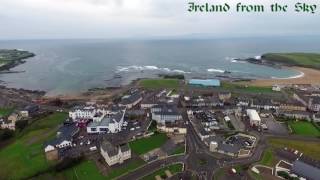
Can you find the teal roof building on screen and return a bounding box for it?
[188,79,221,87]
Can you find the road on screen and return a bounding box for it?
[117,155,185,180]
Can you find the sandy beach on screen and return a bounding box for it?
[248,66,320,86]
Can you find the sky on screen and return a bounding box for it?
[0,0,319,39]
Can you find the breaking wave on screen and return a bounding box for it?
[116,65,190,74]
[207,68,225,73]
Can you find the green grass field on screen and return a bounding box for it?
[288,121,320,137]
[0,112,68,179]
[268,138,320,160]
[64,160,105,180]
[262,53,320,69]
[129,132,168,155]
[142,163,183,180]
[139,79,180,89]
[170,145,185,155]
[0,107,14,117]
[259,148,274,166]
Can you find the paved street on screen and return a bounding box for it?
[117,155,185,180]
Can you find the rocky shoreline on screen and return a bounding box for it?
[0,49,35,72]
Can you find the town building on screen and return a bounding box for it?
[20,104,39,118]
[279,99,307,111]
[277,110,311,121]
[69,106,106,121]
[87,110,125,134]
[119,92,142,109]
[0,113,20,130]
[151,104,182,124]
[251,98,279,110]
[44,123,79,160]
[246,109,261,126]
[157,121,187,134]
[100,140,131,166]
[291,160,320,180]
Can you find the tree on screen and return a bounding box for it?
[15,120,28,131]
[0,128,14,141]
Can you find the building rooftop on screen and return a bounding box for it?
[120,92,142,105]
[292,160,320,180]
[188,79,221,87]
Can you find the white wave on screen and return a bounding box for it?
[172,69,190,74]
[207,68,225,73]
[144,66,159,70]
[116,65,190,74]
[271,71,305,79]
[255,56,262,60]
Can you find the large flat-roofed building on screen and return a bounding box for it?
[188,79,221,87]
[246,109,261,127]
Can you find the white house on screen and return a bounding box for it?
[44,123,79,160]
[100,140,131,166]
[87,109,125,134]
[247,109,261,127]
[69,106,107,121]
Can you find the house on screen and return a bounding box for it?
[235,97,250,107]
[69,106,107,121]
[186,96,223,108]
[312,113,320,122]
[277,110,311,121]
[251,98,279,110]
[218,92,232,102]
[1,113,20,130]
[87,110,125,134]
[272,84,284,91]
[151,104,182,124]
[100,140,131,166]
[20,104,39,118]
[291,160,320,180]
[293,91,320,112]
[247,109,261,126]
[119,92,142,109]
[157,121,187,134]
[279,99,306,111]
[44,123,79,160]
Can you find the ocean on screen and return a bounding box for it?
[0,37,319,96]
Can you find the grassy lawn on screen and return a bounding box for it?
[139,79,180,89]
[259,148,274,166]
[268,138,320,160]
[262,53,320,69]
[220,82,274,93]
[64,160,105,180]
[142,163,183,180]
[170,145,185,155]
[288,121,320,137]
[63,159,145,180]
[129,132,168,155]
[0,112,68,179]
[0,107,14,117]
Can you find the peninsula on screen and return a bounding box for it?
[0,49,35,72]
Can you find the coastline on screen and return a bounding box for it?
[247,66,320,86]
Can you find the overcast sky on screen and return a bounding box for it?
[0,0,319,39]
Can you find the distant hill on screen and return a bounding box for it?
[261,53,320,70]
